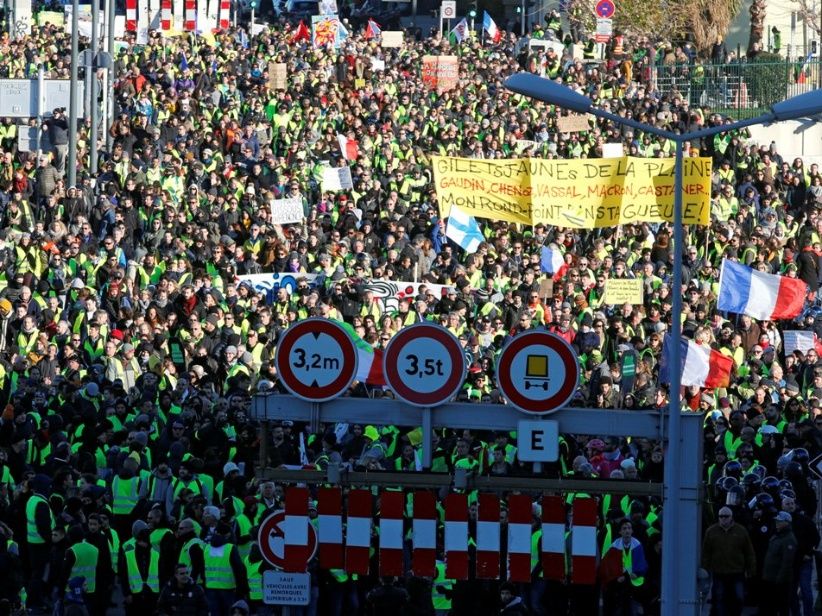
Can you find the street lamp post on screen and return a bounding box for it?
[505,72,822,615]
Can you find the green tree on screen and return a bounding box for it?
[566,0,743,57]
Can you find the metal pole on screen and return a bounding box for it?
[91,0,100,174]
[35,65,44,159]
[521,0,525,35]
[106,0,115,154]
[259,420,268,470]
[422,407,432,470]
[660,138,684,614]
[68,0,80,186]
[819,4,822,89]
[410,0,416,28]
[251,6,255,31]
[84,54,92,135]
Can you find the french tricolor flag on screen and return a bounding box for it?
[661,336,733,388]
[717,259,806,321]
[482,11,501,43]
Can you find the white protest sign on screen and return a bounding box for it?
[322,165,353,191]
[270,197,305,225]
[381,31,403,47]
[371,58,385,71]
[602,142,624,158]
[784,330,816,355]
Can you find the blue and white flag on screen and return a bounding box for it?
[446,205,484,253]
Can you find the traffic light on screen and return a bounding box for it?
[469,2,477,18]
[250,0,257,8]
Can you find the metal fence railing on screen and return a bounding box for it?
[653,59,822,119]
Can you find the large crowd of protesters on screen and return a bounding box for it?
[0,5,820,616]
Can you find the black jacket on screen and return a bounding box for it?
[156,579,208,616]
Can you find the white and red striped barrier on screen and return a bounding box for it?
[283,487,310,573]
[379,491,405,576]
[161,0,171,30]
[444,493,469,580]
[345,489,372,575]
[411,491,437,577]
[184,0,196,31]
[476,493,499,579]
[317,487,344,569]
[507,494,533,583]
[219,0,230,30]
[541,495,567,581]
[571,498,598,585]
[126,0,138,31]
[275,487,613,583]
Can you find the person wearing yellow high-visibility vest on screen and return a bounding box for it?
[60,526,100,608]
[147,506,177,587]
[243,544,267,615]
[111,461,144,541]
[119,522,161,616]
[175,518,206,583]
[24,474,54,614]
[601,519,648,616]
[432,559,454,615]
[203,524,248,616]
[85,514,115,615]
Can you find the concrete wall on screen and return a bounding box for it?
[748,118,822,164]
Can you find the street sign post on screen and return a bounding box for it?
[263,571,311,605]
[496,331,580,414]
[595,18,613,43]
[594,0,615,18]
[516,420,559,462]
[441,0,456,19]
[274,319,357,402]
[383,323,466,407]
[258,510,318,570]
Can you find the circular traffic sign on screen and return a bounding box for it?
[594,0,615,18]
[274,318,357,402]
[258,510,318,569]
[383,323,466,407]
[441,1,456,19]
[496,330,580,415]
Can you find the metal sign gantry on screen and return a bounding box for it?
[252,393,704,615]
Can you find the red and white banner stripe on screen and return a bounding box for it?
[570,498,598,585]
[345,489,372,575]
[541,495,566,581]
[507,494,533,583]
[161,0,171,30]
[219,0,230,29]
[379,491,405,577]
[444,493,469,580]
[411,491,436,577]
[476,493,499,579]
[317,487,344,569]
[126,0,138,31]
[283,487,310,573]
[184,0,196,31]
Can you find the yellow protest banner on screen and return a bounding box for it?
[603,279,644,305]
[432,155,711,228]
[38,11,65,26]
